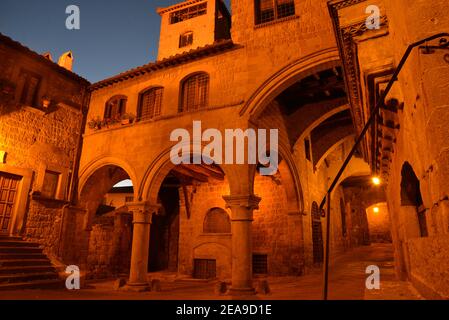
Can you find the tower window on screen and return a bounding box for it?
[139,87,163,121]
[179,32,194,48]
[255,0,295,25]
[180,72,209,112]
[170,2,207,24]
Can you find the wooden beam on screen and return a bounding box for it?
[182,164,225,181]
[172,166,209,183]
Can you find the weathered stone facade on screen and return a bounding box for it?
[0,34,89,263]
[1,0,448,298]
[330,0,449,299]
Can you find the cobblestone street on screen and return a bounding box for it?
[0,244,421,300]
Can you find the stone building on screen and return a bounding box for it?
[76,0,374,294]
[329,0,449,299]
[0,0,448,299]
[0,33,90,288]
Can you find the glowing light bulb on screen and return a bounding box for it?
[373,207,380,213]
[372,177,381,185]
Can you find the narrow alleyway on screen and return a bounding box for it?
[0,243,421,300]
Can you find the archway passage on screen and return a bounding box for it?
[255,64,350,151]
[311,201,324,264]
[78,165,135,278]
[341,175,389,245]
[366,203,392,243]
[148,174,180,272]
[147,161,227,277]
[401,162,428,237]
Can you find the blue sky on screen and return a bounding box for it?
[0,0,231,83]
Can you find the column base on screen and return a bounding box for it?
[123,282,151,292]
[227,287,256,296]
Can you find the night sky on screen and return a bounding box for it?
[0,0,231,83]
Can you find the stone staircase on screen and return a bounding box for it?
[0,235,62,290]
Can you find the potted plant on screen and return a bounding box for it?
[87,117,102,130]
[121,113,135,125]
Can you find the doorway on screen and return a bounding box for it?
[0,172,21,234]
[311,201,324,264]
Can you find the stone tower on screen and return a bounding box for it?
[156,0,231,60]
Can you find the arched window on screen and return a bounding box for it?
[203,207,231,233]
[401,162,428,237]
[180,72,209,112]
[104,95,127,122]
[139,87,163,121]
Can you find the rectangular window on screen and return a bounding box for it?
[170,3,207,24]
[41,170,60,199]
[193,259,216,279]
[255,0,295,25]
[20,71,41,107]
[253,254,268,274]
[179,32,194,48]
[140,88,163,121]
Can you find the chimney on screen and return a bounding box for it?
[42,52,53,61]
[58,51,73,71]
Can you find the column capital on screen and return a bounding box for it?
[223,194,261,210]
[127,201,161,224]
[127,201,160,214]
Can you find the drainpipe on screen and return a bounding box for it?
[319,33,449,300]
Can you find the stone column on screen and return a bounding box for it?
[223,194,261,295]
[126,201,159,292]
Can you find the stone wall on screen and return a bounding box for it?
[0,35,89,261]
[86,213,133,279]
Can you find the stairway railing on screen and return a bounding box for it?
[319,32,449,300]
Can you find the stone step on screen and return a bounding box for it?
[0,265,57,275]
[0,253,47,260]
[0,247,43,254]
[0,240,40,248]
[0,259,52,267]
[0,236,23,241]
[0,272,58,284]
[0,278,63,291]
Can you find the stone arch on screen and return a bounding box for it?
[277,143,304,213]
[203,207,231,233]
[78,159,137,230]
[292,104,350,151]
[78,156,138,199]
[240,48,340,119]
[140,143,248,205]
[314,135,355,170]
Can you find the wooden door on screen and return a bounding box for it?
[0,172,21,234]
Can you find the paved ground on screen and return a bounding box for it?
[0,243,422,300]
